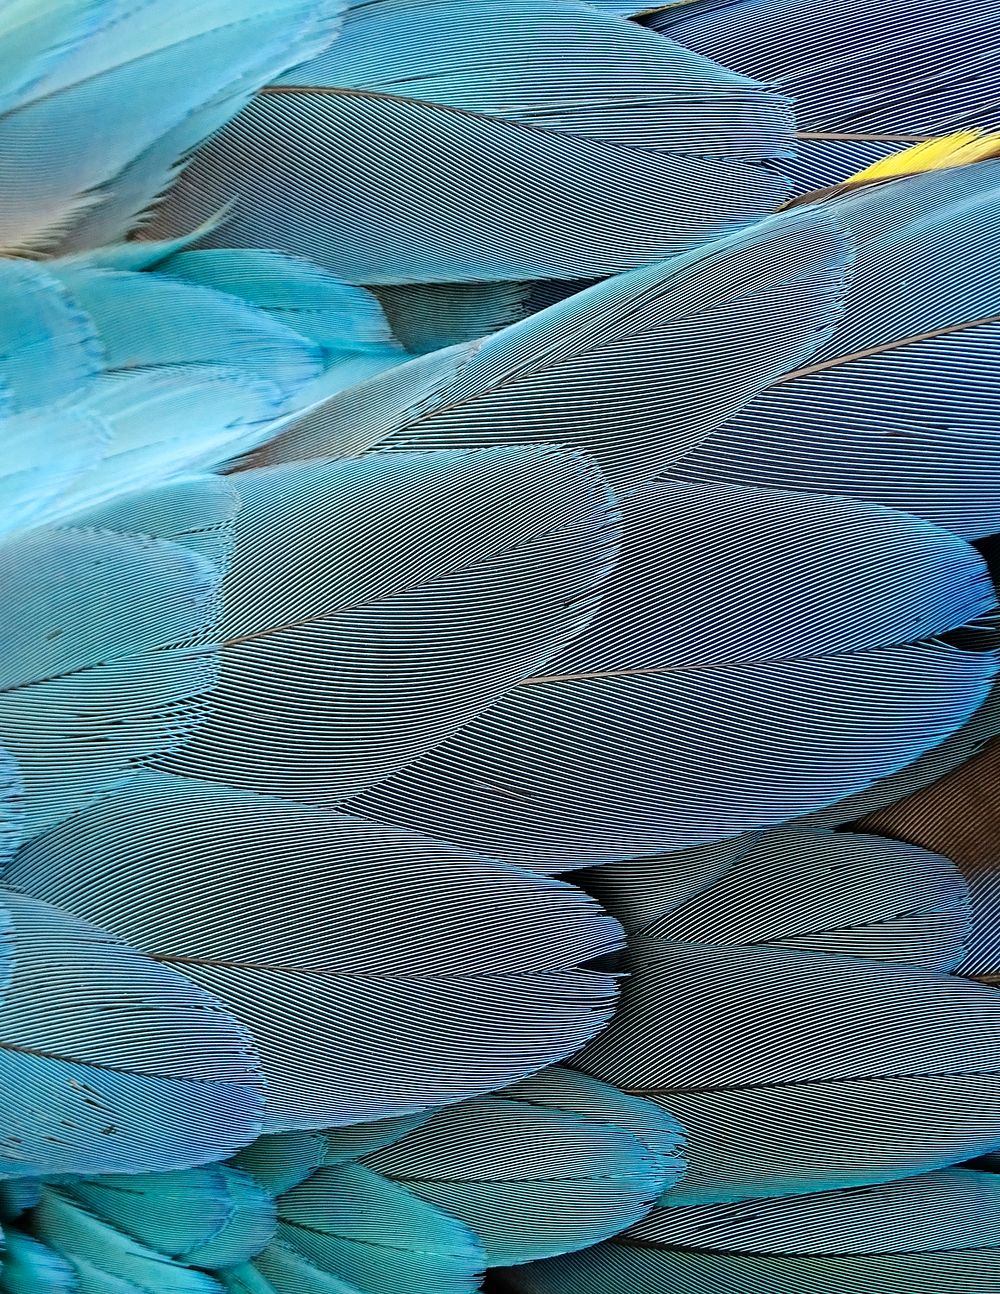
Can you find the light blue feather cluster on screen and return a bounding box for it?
[0,1,999,1292]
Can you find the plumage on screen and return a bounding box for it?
[857,735,1000,981]
[650,0,1000,193]
[0,0,345,255]
[159,448,621,803]
[664,159,1000,537]
[0,498,227,842]
[573,934,1000,1205]
[350,478,997,869]
[241,206,849,492]
[0,889,263,1178]
[361,1069,684,1263]
[149,0,792,293]
[7,771,623,1128]
[506,1170,1000,1294]
[58,1165,276,1269]
[270,1162,485,1294]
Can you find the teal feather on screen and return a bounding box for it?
[247,206,849,493]
[0,0,345,254]
[60,1166,275,1269]
[8,771,623,1129]
[0,890,263,1177]
[0,1229,76,1294]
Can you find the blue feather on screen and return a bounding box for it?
[248,206,849,493]
[8,770,623,1129]
[0,889,263,1178]
[351,478,997,869]
[0,0,345,254]
[149,0,792,284]
[666,162,1000,537]
[650,0,1000,192]
[0,509,226,840]
[508,1170,1000,1294]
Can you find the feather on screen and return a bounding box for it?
[0,1178,43,1220]
[148,0,792,287]
[578,837,759,934]
[270,1161,485,1294]
[664,160,1000,537]
[0,515,226,840]
[650,0,1000,193]
[219,1269,280,1294]
[573,937,1000,1205]
[362,1070,684,1263]
[59,1166,275,1269]
[0,1229,77,1294]
[373,282,536,356]
[350,478,998,869]
[159,447,620,803]
[507,1169,1000,1294]
[154,251,404,359]
[857,737,1000,981]
[794,680,1000,829]
[7,771,623,1129]
[243,206,849,494]
[0,0,345,254]
[0,889,263,1178]
[28,1189,225,1294]
[631,826,971,970]
[231,1134,332,1195]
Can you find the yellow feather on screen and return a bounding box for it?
[846,130,1000,185]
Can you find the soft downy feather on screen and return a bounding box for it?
[663,152,1000,539]
[348,477,998,870]
[0,0,345,255]
[505,1169,1000,1294]
[0,889,263,1178]
[238,205,849,492]
[7,770,624,1129]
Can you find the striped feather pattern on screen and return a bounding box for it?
[0,1229,77,1293]
[0,889,263,1178]
[246,206,849,493]
[60,1165,276,1269]
[0,0,345,254]
[362,1073,684,1263]
[577,837,756,933]
[666,161,1000,538]
[272,1162,485,1293]
[574,938,1000,1203]
[8,771,623,1128]
[637,826,971,969]
[505,1170,1000,1294]
[149,0,792,285]
[351,478,998,869]
[161,448,620,803]
[0,515,225,842]
[28,1188,225,1293]
[651,0,1000,192]
[857,737,1000,981]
